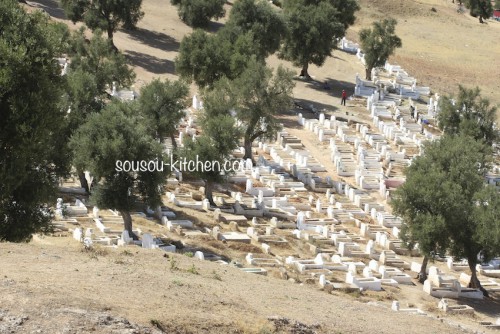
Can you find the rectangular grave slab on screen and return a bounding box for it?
[220,232,252,243]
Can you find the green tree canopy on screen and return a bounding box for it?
[391,135,498,294]
[61,28,135,192]
[175,29,232,88]
[359,18,402,80]
[182,84,241,205]
[465,0,494,23]
[210,59,295,161]
[70,101,168,236]
[223,0,286,59]
[136,78,189,148]
[280,0,360,78]
[0,0,70,241]
[66,28,135,96]
[437,85,499,146]
[182,115,241,206]
[61,0,144,47]
[170,0,225,28]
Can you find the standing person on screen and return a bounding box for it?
[341,89,347,106]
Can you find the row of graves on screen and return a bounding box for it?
[56,92,500,288]
[343,48,500,325]
[51,58,500,326]
[167,96,500,302]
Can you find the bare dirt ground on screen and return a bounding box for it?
[8,0,500,333]
[1,236,496,334]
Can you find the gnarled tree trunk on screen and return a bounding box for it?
[468,258,489,297]
[107,26,118,52]
[300,63,310,79]
[119,210,136,240]
[170,133,178,150]
[78,170,90,194]
[417,256,429,283]
[365,67,372,81]
[204,181,216,207]
[243,136,253,162]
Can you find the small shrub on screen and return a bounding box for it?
[170,257,179,271]
[211,270,222,281]
[121,249,133,256]
[258,327,273,334]
[184,251,194,257]
[150,319,166,332]
[187,264,199,275]
[171,279,184,287]
[81,244,108,260]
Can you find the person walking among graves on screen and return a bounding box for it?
[341,89,347,106]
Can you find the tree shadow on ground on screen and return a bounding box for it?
[205,21,225,34]
[125,50,175,75]
[458,291,500,317]
[27,0,67,20]
[125,28,180,53]
[293,98,339,116]
[302,78,356,99]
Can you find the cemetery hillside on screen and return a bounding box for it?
[1,0,500,333]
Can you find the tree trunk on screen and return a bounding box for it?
[243,137,253,162]
[417,256,429,283]
[170,133,178,150]
[479,16,484,23]
[204,181,216,207]
[300,63,310,79]
[107,26,118,52]
[468,259,489,297]
[119,210,136,240]
[77,170,90,194]
[365,67,372,81]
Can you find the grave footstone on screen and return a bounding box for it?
[297,212,305,230]
[73,228,82,241]
[85,228,93,239]
[213,209,221,222]
[363,267,373,278]
[316,199,322,213]
[142,234,155,249]
[93,206,99,219]
[83,237,93,248]
[319,274,326,288]
[212,226,221,240]
[121,230,132,244]
[195,251,205,261]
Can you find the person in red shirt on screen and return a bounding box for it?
[341,89,347,106]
